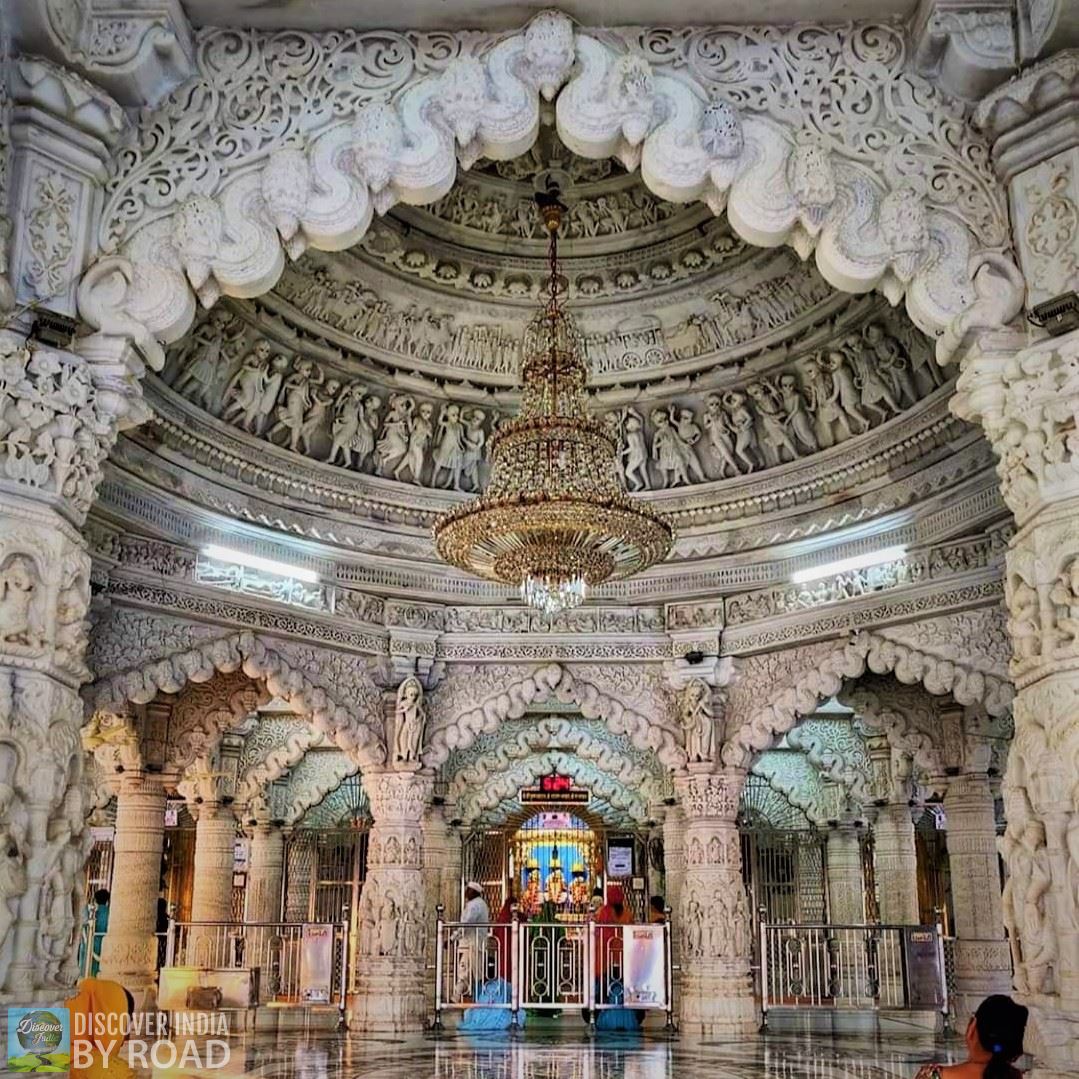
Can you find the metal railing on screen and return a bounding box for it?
[164,917,349,1025]
[759,919,948,1023]
[433,907,674,1030]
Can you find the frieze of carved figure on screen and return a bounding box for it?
[722,391,759,473]
[432,404,466,490]
[746,379,799,466]
[460,409,487,492]
[398,402,434,485]
[649,405,706,488]
[173,307,246,410]
[221,342,278,434]
[267,359,321,453]
[1049,558,1079,652]
[679,680,716,764]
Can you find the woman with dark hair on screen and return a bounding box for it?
[915,995,1028,1079]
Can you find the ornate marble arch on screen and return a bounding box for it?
[88,627,386,767]
[235,715,328,805]
[424,662,683,770]
[279,750,360,826]
[751,750,840,826]
[296,777,370,830]
[722,610,1014,767]
[783,716,873,802]
[456,751,648,827]
[77,11,1024,369]
[444,715,670,807]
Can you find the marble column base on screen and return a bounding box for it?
[679,969,759,1035]
[352,957,428,1033]
[1025,1004,1079,1079]
[950,937,1012,1021]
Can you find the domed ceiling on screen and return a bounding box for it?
[110,126,995,603]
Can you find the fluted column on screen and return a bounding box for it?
[98,774,166,995]
[675,765,757,1035]
[246,822,285,924]
[352,769,432,1032]
[826,820,865,925]
[944,772,1011,1018]
[873,802,920,925]
[190,804,236,924]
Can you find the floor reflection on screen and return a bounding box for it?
[132,1025,961,1079]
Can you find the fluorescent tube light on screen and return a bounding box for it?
[202,544,319,583]
[790,545,907,584]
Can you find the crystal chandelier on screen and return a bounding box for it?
[434,186,673,614]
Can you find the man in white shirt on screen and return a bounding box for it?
[453,882,490,1002]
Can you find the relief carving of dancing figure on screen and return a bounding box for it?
[374,395,414,478]
[432,404,466,490]
[704,395,743,478]
[329,383,381,469]
[267,360,322,453]
[0,555,42,650]
[461,409,487,491]
[822,351,870,434]
[803,358,851,448]
[843,335,900,424]
[174,308,244,409]
[723,391,758,473]
[651,406,705,487]
[221,342,275,432]
[777,373,818,453]
[618,408,650,491]
[298,377,338,456]
[746,380,799,466]
[398,403,434,483]
[1049,559,1079,648]
[393,676,427,764]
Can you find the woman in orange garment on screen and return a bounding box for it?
[65,977,134,1079]
[594,885,637,1031]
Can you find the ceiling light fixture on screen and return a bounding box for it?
[201,544,319,583]
[433,183,673,614]
[790,545,908,584]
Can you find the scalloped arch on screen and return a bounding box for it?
[722,626,1013,768]
[424,661,685,770]
[77,11,1024,371]
[457,750,648,826]
[88,629,386,768]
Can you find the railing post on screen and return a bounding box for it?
[510,905,520,1029]
[433,904,444,1031]
[338,905,350,1030]
[164,903,177,968]
[758,907,769,1027]
[935,913,951,1032]
[586,915,596,1031]
[663,913,675,1032]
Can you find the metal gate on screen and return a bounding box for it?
[741,827,827,930]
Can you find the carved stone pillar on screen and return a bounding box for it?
[826,820,865,925]
[190,805,236,924]
[97,773,166,995]
[872,803,920,925]
[944,772,1011,1017]
[422,805,460,921]
[951,320,1079,1072]
[246,822,285,924]
[352,769,432,1033]
[674,766,757,1035]
[661,804,685,970]
[283,832,313,922]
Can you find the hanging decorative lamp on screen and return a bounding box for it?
[433,184,673,614]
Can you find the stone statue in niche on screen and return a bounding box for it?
[328,382,381,469]
[821,351,870,434]
[432,404,466,490]
[267,359,322,453]
[1050,559,1079,648]
[174,308,244,409]
[393,676,426,764]
[0,555,42,651]
[680,679,715,763]
[746,379,799,465]
[399,403,434,484]
[651,405,705,487]
[374,395,414,478]
[617,408,649,491]
[703,395,743,478]
[461,409,487,492]
[722,391,759,472]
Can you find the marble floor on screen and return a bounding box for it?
[130,1022,965,1079]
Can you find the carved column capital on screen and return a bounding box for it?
[674,765,745,821]
[12,0,195,109]
[363,768,434,824]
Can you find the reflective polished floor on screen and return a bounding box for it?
[146,1022,965,1079]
